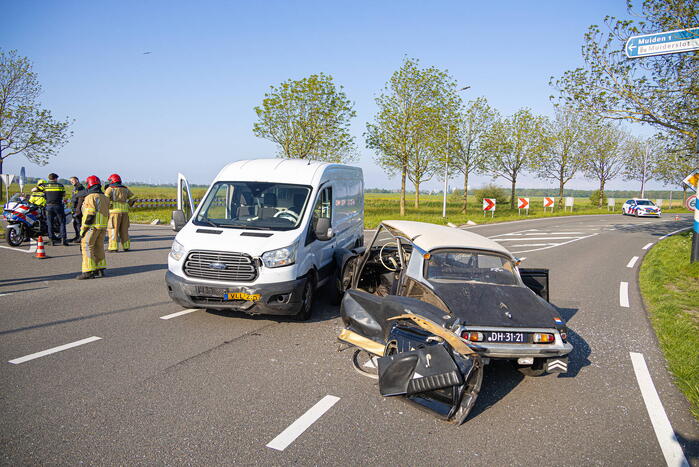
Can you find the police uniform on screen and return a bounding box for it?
[79,184,109,279]
[105,183,135,251]
[44,179,68,245]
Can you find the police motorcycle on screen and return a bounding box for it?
[2,194,72,247]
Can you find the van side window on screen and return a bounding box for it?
[313,187,332,221]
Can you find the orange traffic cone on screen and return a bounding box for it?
[674,215,680,221]
[35,236,47,259]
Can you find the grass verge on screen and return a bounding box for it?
[639,231,699,420]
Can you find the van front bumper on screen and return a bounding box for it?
[165,271,307,316]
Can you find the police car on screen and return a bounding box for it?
[622,198,661,217]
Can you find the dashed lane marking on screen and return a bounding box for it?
[8,336,102,364]
[629,352,689,467]
[620,282,630,308]
[266,395,340,451]
[160,309,199,320]
[627,256,639,268]
[642,243,654,250]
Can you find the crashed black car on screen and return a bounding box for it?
[336,220,572,423]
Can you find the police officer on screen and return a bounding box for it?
[68,176,86,242]
[77,176,109,280]
[104,173,135,252]
[44,173,69,246]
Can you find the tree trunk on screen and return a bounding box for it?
[683,187,687,205]
[640,177,645,198]
[510,178,516,210]
[669,190,673,209]
[557,178,565,210]
[462,171,469,213]
[414,182,420,208]
[599,179,605,208]
[0,156,4,203]
[400,168,406,217]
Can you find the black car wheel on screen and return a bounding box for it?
[295,275,315,321]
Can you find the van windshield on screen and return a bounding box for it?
[194,181,311,231]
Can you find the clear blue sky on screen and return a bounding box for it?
[2,0,664,191]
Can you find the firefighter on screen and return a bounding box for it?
[77,175,109,280]
[104,173,135,252]
[44,173,69,246]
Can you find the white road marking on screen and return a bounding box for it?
[8,336,102,364]
[0,293,10,297]
[619,282,630,307]
[0,239,37,254]
[160,309,199,320]
[495,236,582,242]
[629,352,689,467]
[642,243,654,250]
[659,227,691,240]
[266,395,340,451]
[509,243,557,248]
[627,256,639,268]
[509,233,600,254]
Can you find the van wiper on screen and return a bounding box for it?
[227,222,272,231]
[198,217,220,228]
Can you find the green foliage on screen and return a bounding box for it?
[589,189,607,206]
[253,73,357,162]
[550,0,698,154]
[365,57,462,211]
[0,49,73,174]
[473,183,509,205]
[584,122,628,206]
[640,232,699,419]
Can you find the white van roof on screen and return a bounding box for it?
[215,158,360,186]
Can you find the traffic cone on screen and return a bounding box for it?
[674,214,680,221]
[35,236,47,259]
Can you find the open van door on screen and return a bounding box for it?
[172,173,195,231]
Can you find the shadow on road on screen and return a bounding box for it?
[468,360,524,421]
[0,263,167,287]
[675,431,699,463]
[553,306,590,378]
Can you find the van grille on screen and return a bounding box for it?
[183,250,257,282]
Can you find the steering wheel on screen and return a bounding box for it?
[273,209,299,223]
[379,241,400,272]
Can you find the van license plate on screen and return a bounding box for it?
[196,286,227,297]
[224,292,261,301]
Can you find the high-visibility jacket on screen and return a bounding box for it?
[82,192,109,230]
[29,187,46,207]
[104,185,135,213]
[43,181,66,206]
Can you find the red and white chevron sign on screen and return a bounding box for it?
[543,197,554,208]
[518,197,529,209]
[483,198,496,211]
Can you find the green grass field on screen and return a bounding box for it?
[639,232,699,420]
[0,184,692,234]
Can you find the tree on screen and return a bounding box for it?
[451,97,497,213]
[656,148,694,204]
[584,123,628,207]
[366,58,460,213]
[550,0,698,154]
[253,73,357,163]
[481,108,547,209]
[530,107,592,209]
[624,136,662,198]
[0,49,72,192]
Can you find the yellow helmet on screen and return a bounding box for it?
[37,179,47,186]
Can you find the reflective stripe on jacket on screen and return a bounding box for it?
[82,193,110,229]
[43,181,66,205]
[29,188,46,207]
[105,186,135,213]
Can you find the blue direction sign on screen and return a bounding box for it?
[626,27,699,58]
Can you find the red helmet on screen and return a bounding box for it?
[107,173,122,184]
[86,175,101,188]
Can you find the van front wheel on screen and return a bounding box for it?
[295,276,315,321]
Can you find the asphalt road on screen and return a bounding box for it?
[0,214,697,466]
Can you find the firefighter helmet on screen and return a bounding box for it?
[86,175,101,188]
[107,173,122,184]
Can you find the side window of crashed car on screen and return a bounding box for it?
[424,250,519,286]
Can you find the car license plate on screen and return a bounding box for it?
[485,331,528,343]
[224,292,261,301]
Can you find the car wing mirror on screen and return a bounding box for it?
[171,210,186,232]
[514,257,526,266]
[315,217,333,241]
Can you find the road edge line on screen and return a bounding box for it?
[266,395,340,451]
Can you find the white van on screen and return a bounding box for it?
[166,158,364,320]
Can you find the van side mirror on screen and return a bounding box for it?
[172,210,186,231]
[315,217,334,241]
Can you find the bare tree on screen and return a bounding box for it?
[624,136,662,198]
[584,123,628,206]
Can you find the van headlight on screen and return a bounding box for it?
[262,243,297,268]
[169,239,186,261]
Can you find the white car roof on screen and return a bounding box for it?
[381,220,513,257]
[215,158,348,186]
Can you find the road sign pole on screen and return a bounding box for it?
[691,137,699,263]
